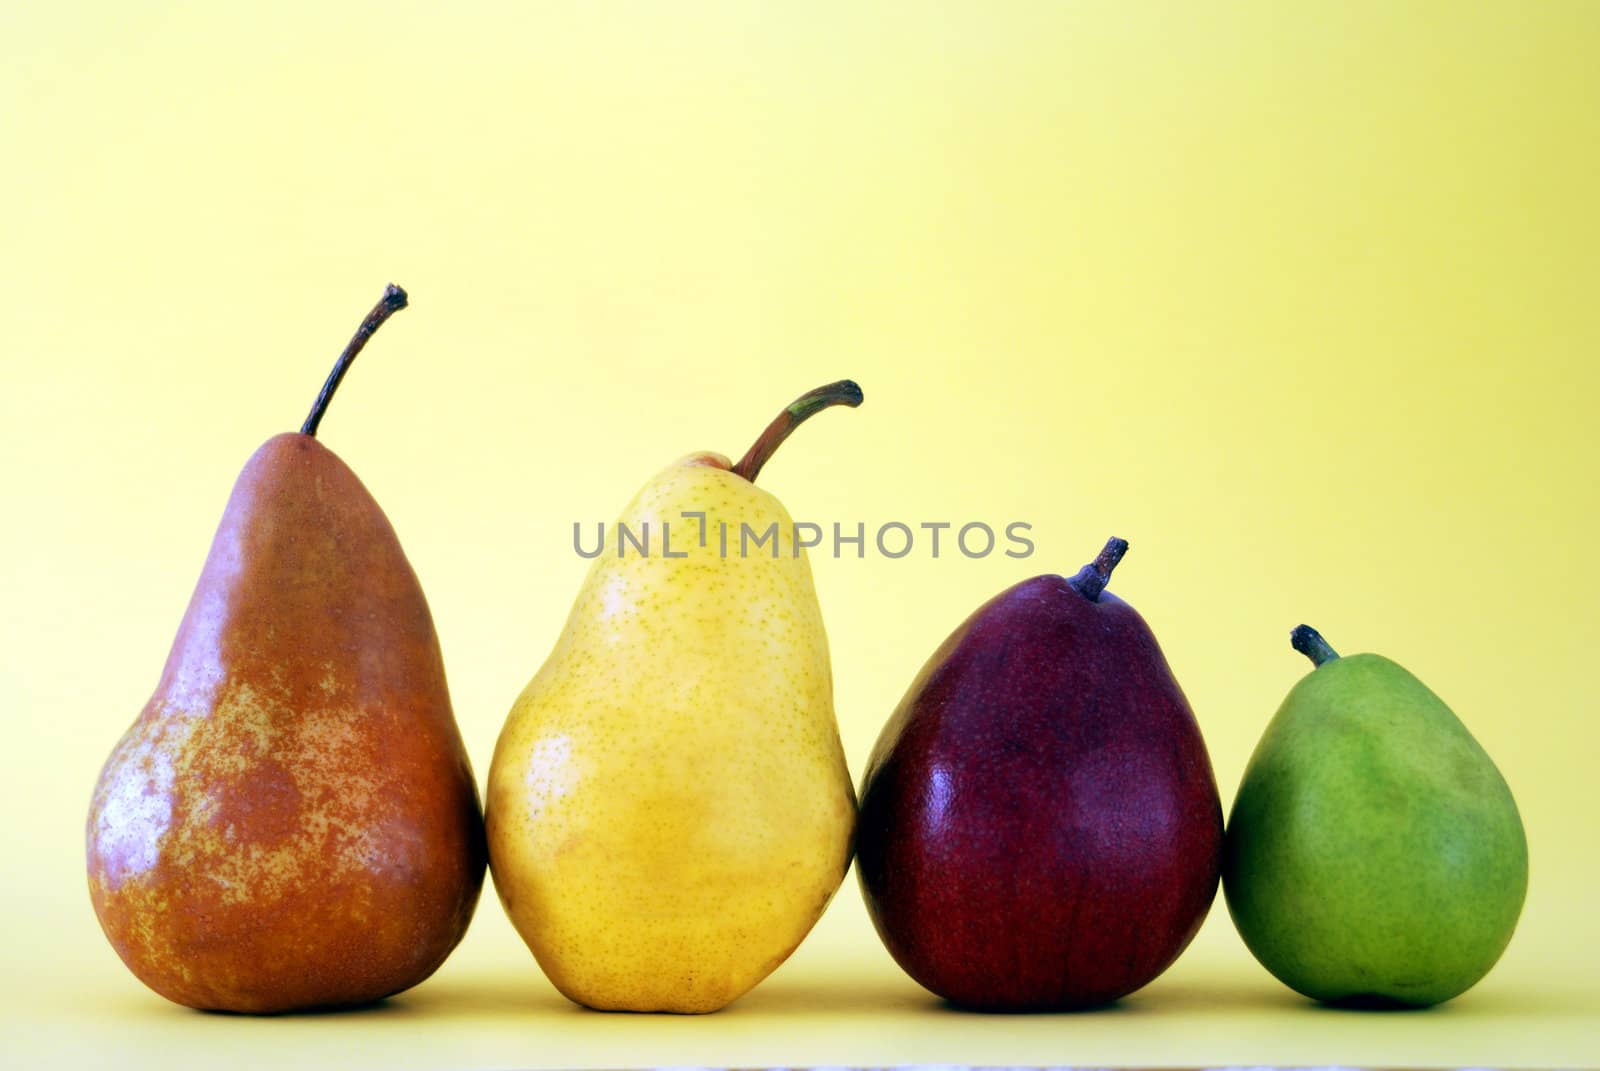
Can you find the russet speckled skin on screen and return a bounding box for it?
[486,453,856,1014]
[87,433,486,1013]
[856,573,1222,1009]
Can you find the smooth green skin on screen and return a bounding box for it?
[1223,654,1528,1007]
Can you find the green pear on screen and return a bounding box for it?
[486,381,861,1013]
[1223,625,1528,1007]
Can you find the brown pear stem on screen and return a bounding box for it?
[1291,624,1340,667]
[731,379,864,483]
[299,284,410,438]
[1068,537,1129,602]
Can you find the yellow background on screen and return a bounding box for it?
[2,2,1596,1067]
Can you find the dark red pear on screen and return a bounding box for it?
[856,538,1222,1009]
[86,286,486,1013]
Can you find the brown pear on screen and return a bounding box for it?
[86,286,486,1013]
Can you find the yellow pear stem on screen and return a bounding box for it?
[731,380,864,483]
[1291,624,1341,667]
[1067,537,1129,602]
[300,284,410,438]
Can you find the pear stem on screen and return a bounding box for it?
[299,284,410,438]
[1068,537,1129,602]
[731,380,864,483]
[1291,624,1340,667]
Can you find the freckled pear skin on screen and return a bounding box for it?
[856,540,1223,1009]
[1222,626,1528,1007]
[487,383,861,1014]
[86,288,486,1013]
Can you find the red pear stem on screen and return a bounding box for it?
[1068,537,1129,602]
[1291,624,1340,667]
[300,283,410,438]
[731,379,864,483]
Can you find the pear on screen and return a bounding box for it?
[86,286,486,1013]
[1223,625,1528,1007]
[487,381,862,1013]
[856,538,1224,1009]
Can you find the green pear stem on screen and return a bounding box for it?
[1291,624,1340,667]
[1068,537,1129,602]
[299,284,410,438]
[731,379,864,483]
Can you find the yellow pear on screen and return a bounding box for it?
[487,381,862,1013]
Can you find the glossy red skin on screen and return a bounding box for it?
[857,574,1222,1009]
[86,434,486,1013]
